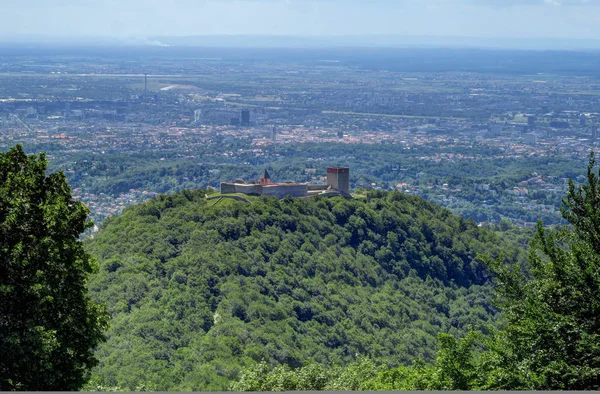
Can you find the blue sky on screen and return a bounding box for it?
[1,0,599,39]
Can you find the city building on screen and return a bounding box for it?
[524,132,538,145]
[550,121,570,129]
[220,167,351,198]
[489,123,503,136]
[241,109,250,126]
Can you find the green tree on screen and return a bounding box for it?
[563,151,600,255]
[483,151,600,389]
[0,145,108,390]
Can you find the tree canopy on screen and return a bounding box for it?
[84,188,525,390]
[0,145,108,391]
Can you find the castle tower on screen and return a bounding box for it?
[259,169,271,186]
[327,167,350,195]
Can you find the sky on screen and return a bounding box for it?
[0,0,599,41]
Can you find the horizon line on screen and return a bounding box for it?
[2,34,600,51]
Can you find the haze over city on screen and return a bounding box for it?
[1,0,600,49]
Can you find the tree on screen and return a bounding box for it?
[483,151,600,389]
[0,145,108,390]
[562,151,600,255]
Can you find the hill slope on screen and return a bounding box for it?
[85,190,524,390]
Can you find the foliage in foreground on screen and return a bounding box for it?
[478,151,600,390]
[0,145,108,391]
[231,332,481,391]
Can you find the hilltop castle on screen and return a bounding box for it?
[220,167,350,199]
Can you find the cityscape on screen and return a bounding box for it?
[1,47,597,227]
[6,0,600,390]
[0,6,600,394]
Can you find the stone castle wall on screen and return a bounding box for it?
[262,184,308,199]
[220,183,263,195]
[220,182,238,194]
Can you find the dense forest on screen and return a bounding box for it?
[5,143,600,391]
[84,189,528,390]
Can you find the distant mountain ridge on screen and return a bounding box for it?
[5,34,600,51]
[151,35,600,50]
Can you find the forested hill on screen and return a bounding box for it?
[85,190,526,391]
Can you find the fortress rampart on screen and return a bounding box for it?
[220,167,350,199]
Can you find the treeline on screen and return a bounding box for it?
[84,189,526,390]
